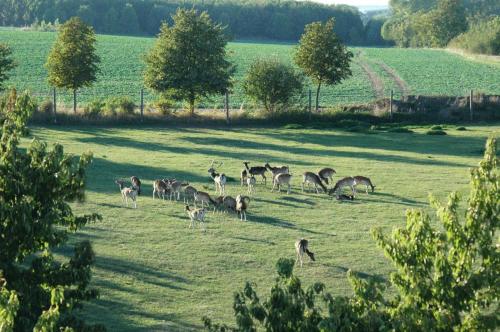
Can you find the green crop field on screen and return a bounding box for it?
[21,124,498,331]
[2,28,499,109]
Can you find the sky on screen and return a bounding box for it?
[307,0,389,6]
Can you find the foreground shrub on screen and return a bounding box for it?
[426,129,447,135]
[104,96,135,115]
[38,99,53,114]
[243,58,304,114]
[0,88,36,133]
[204,138,499,331]
[456,126,467,131]
[83,98,105,118]
[430,125,443,130]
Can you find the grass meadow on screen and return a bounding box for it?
[22,124,499,331]
[2,28,499,108]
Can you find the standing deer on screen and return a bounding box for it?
[208,160,227,195]
[130,176,142,195]
[295,239,315,267]
[318,168,336,185]
[302,172,327,193]
[328,177,356,196]
[222,196,237,214]
[194,191,216,208]
[115,180,138,208]
[236,195,250,221]
[184,185,198,204]
[240,169,248,187]
[243,162,267,185]
[353,176,375,194]
[185,205,206,231]
[247,175,256,194]
[167,180,187,201]
[153,179,168,200]
[272,173,292,194]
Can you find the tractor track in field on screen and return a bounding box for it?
[357,59,385,99]
[377,62,411,96]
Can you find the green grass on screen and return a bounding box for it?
[3,28,499,109]
[22,124,499,331]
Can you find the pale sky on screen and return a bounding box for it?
[306,0,389,6]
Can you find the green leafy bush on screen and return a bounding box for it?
[430,125,443,130]
[426,129,447,135]
[104,96,135,115]
[449,17,500,55]
[38,99,53,114]
[83,99,105,118]
[456,126,467,131]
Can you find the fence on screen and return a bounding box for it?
[27,86,498,124]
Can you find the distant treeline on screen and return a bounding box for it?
[0,0,387,44]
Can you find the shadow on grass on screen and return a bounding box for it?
[321,263,387,283]
[231,236,276,245]
[368,192,426,207]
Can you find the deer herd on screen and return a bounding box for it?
[114,160,375,266]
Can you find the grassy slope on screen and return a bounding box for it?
[23,124,498,331]
[3,29,499,108]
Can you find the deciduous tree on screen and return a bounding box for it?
[0,43,16,91]
[294,19,353,111]
[46,17,100,113]
[144,9,234,116]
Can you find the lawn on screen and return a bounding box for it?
[23,124,499,331]
[3,28,499,109]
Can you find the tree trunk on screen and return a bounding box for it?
[73,89,77,113]
[315,81,322,112]
[189,98,195,117]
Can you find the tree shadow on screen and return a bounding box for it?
[367,192,426,207]
[231,236,276,245]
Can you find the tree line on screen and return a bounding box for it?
[0,0,381,44]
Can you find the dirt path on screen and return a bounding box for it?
[377,62,411,96]
[357,59,385,99]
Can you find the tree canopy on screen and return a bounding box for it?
[294,19,353,111]
[0,89,104,331]
[46,17,100,112]
[144,8,234,116]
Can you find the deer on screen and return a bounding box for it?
[243,162,267,185]
[222,195,237,214]
[115,180,138,208]
[353,176,375,194]
[302,172,327,194]
[236,195,250,221]
[295,239,315,267]
[247,175,256,194]
[185,205,206,231]
[240,169,248,187]
[328,177,356,197]
[183,185,198,204]
[318,168,336,185]
[130,176,141,195]
[152,179,168,200]
[272,173,292,194]
[208,160,227,195]
[167,179,187,201]
[194,191,216,209]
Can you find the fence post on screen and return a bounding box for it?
[140,88,144,122]
[389,89,393,121]
[469,89,473,122]
[225,91,230,125]
[52,87,57,124]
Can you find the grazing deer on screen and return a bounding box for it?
[353,176,375,194]
[236,195,250,221]
[214,195,225,213]
[336,194,354,201]
[272,173,292,194]
[222,195,237,214]
[328,177,356,196]
[208,160,227,195]
[265,163,289,178]
[318,168,336,185]
[295,239,315,267]
[240,169,248,187]
[183,185,197,204]
[243,162,267,185]
[302,172,327,193]
[130,176,142,195]
[153,179,168,200]
[115,180,138,208]
[194,191,216,208]
[247,175,256,194]
[185,205,206,231]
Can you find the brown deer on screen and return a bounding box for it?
[152,179,168,200]
[295,239,315,267]
[302,172,327,193]
[194,191,216,208]
[130,176,142,195]
[240,169,248,187]
[318,168,336,185]
[115,180,138,208]
[185,205,206,231]
[328,177,356,196]
[353,176,375,194]
[236,195,250,221]
[272,173,292,194]
[243,162,267,185]
[183,185,198,204]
